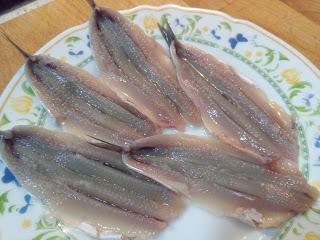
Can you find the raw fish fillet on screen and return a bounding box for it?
[88,5,201,129]
[159,22,299,163]
[25,54,156,147]
[0,126,185,239]
[124,134,318,228]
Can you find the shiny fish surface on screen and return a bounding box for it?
[0,126,185,239]
[159,23,299,163]
[25,55,156,147]
[124,134,318,228]
[89,6,201,129]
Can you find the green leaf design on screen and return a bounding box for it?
[178,25,190,36]
[220,21,232,31]
[279,52,289,61]
[21,81,35,96]
[297,222,304,229]
[159,13,171,27]
[292,227,301,235]
[295,106,311,112]
[8,205,16,213]
[36,218,54,230]
[126,14,137,21]
[311,207,320,215]
[34,218,76,240]
[303,212,320,225]
[311,102,320,116]
[46,236,64,240]
[0,114,10,126]
[289,81,312,90]
[193,28,202,37]
[289,89,301,100]
[17,118,36,125]
[194,15,202,22]
[36,218,65,231]
[306,120,314,126]
[265,63,279,73]
[263,50,275,66]
[36,219,46,230]
[186,17,196,32]
[32,230,55,240]
[0,191,9,215]
[65,36,82,44]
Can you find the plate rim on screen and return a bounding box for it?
[0,4,319,240]
[0,4,320,119]
[2,4,319,118]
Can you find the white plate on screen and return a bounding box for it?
[0,4,319,240]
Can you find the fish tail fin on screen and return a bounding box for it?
[0,130,13,153]
[1,30,31,59]
[0,130,13,141]
[87,135,123,152]
[158,18,177,47]
[85,0,96,9]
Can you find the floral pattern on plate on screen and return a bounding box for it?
[0,5,319,240]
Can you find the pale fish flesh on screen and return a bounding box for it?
[88,5,201,129]
[25,54,156,147]
[124,134,318,228]
[159,22,299,164]
[0,126,185,239]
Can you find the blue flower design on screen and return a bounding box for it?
[2,167,20,186]
[68,50,84,57]
[315,136,320,148]
[19,194,31,214]
[211,29,221,40]
[175,18,185,28]
[86,34,91,48]
[229,33,248,49]
[302,93,314,107]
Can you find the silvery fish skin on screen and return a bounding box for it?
[159,23,298,163]
[124,134,318,228]
[0,126,185,239]
[25,55,156,147]
[89,6,201,129]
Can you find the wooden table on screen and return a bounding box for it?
[1,0,320,94]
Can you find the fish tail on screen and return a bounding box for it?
[0,130,13,141]
[87,135,123,152]
[1,30,31,59]
[0,130,12,153]
[85,0,96,9]
[158,18,177,47]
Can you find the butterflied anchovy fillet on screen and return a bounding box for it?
[0,126,184,239]
[159,22,299,163]
[88,5,201,129]
[124,134,318,228]
[25,54,156,147]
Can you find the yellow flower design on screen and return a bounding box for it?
[143,15,158,30]
[305,231,320,240]
[202,26,209,32]
[256,51,264,56]
[10,96,33,114]
[244,51,252,58]
[58,56,67,62]
[281,68,300,84]
[21,218,32,229]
